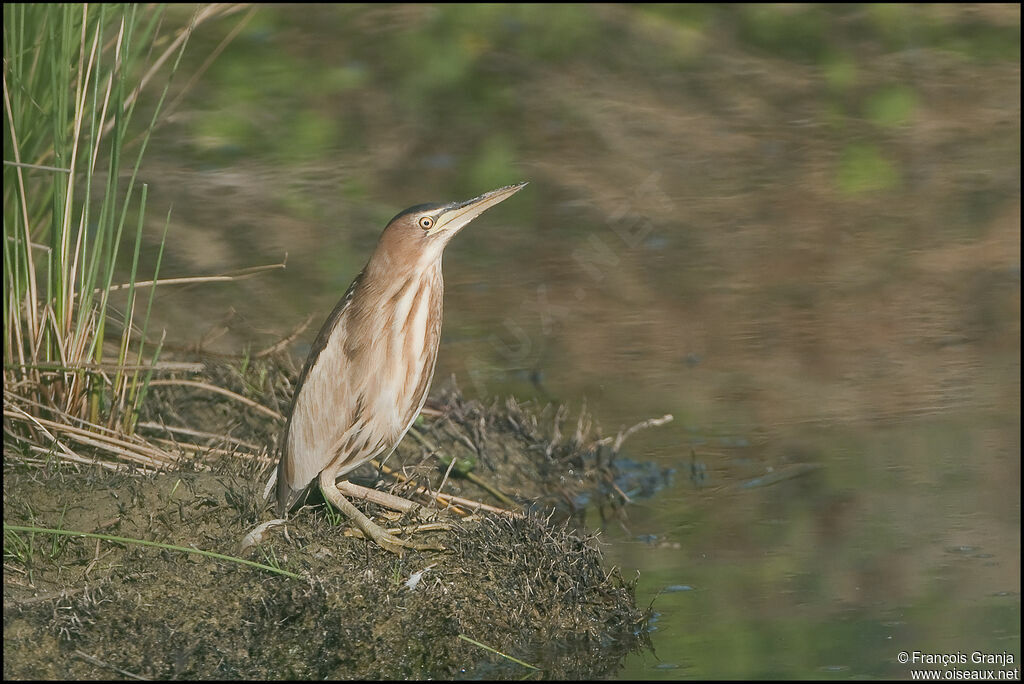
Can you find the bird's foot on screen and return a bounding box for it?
[336,480,440,522]
[321,478,446,554]
[352,524,447,554]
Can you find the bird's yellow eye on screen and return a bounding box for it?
[418,216,434,230]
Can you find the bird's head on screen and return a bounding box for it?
[374,182,527,268]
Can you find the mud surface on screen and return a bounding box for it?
[4,360,662,679]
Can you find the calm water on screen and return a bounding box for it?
[133,5,1019,678]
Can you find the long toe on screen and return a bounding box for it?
[321,478,446,553]
[371,530,445,554]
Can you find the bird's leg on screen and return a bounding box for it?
[336,480,440,522]
[319,471,444,554]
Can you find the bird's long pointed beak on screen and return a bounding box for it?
[429,182,527,236]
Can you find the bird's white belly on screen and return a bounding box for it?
[286,278,436,484]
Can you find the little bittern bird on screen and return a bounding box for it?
[273,182,527,553]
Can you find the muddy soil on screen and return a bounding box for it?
[4,360,667,679]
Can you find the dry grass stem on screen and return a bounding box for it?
[145,379,281,420]
[254,312,315,359]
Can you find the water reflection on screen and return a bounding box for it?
[612,417,1019,679]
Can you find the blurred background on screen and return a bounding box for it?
[134,4,1018,679]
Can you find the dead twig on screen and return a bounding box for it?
[254,312,315,359]
[370,459,520,517]
[72,650,150,681]
[407,427,516,507]
[96,259,287,297]
[146,379,281,420]
[611,414,674,452]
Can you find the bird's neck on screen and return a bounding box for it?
[355,254,444,340]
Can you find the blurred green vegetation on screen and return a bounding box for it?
[464,134,520,191]
[867,3,1020,61]
[837,143,900,195]
[865,86,918,128]
[823,53,858,91]
[735,4,830,63]
[158,3,1019,213]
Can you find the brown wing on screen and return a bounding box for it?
[274,270,364,514]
